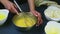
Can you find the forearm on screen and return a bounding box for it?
[0,0,8,1]
[28,0,35,11]
[0,0,9,3]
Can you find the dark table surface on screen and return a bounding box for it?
[0,0,60,34]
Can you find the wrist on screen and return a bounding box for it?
[30,9,36,12]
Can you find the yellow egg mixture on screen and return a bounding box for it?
[0,14,6,20]
[13,16,36,27]
[13,12,37,28]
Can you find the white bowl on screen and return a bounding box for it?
[45,21,60,34]
[0,9,9,25]
[44,6,60,21]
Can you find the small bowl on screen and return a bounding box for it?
[44,6,60,21]
[0,9,9,25]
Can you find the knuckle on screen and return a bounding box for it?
[8,7,11,10]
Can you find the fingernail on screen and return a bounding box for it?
[17,13,19,15]
[36,15,38,16]
[36,25,39,27]
[16,12,19,15]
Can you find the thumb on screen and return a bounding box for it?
[11,5,19,15]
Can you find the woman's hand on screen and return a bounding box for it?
[0,0,18,14]
[30,10,43,26]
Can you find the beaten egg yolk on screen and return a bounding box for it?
[0,14,6,20]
